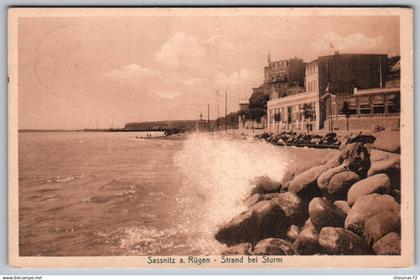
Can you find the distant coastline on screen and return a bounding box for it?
[18,127,188,134]
[19,129,124,132]
[19,119,202,133]
[18,129,175,132]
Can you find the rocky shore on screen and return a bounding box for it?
[256,131,345,149]
[215,129,401,256]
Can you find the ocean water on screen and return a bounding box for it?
[18,131,334,256]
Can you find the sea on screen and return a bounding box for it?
[18,131,334,256]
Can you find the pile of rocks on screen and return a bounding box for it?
[216,130,401,256]
[256,131,341,148]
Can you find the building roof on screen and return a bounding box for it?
[353,87,400,96]
[307,52,388,64]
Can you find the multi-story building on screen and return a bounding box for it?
[243,55,305,130]
[263,56,306,99]
[267,52,398,132]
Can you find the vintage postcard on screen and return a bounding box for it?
[8,7,413,268]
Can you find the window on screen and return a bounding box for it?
[387,94,400,113]
[269,109,274,123]
[274,111,281,123]
[291,105,299,122]
[358,96,371,114]
[298,104,304,121]
[372,95,385,114]
[347,97,358,115]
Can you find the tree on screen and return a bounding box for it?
[340,101,352,131]
[246,107,266,121]
[249,92,269,110]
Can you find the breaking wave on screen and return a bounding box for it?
[173,133,289,252]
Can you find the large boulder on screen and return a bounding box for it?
[368,156,400,176]
[392,189,401,204]
[302,218,314,229]
[367,157,400,188]
[221,243,252,255]
[288,165,325,195]
[345,194,400,236]
[347,134,376,145]
[327,171,360,201]
[341,142,371,178]
[317,164,349,191]
[347,174,392,206]
[245,193,263,207]
[373,130,400,153]
[372,232,401,255]
[333,200,351,215]
[280,168,295,189]
[253,238,295,255]
[259,132,270,140]
[245,193,280,207]
[324,151,344,169]
[363,210,400,245]
[319,227,370,255]
[370,149,400,162]
[308,198,346,230]
[286,225,301,242]
[292,226,320,255]
[215,200,289,246]
[250,176,282,195]
[273,191,306,224]
[364,143,374,154]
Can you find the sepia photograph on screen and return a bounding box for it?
[7,7,413,268]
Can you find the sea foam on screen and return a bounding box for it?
[173,132,289,252]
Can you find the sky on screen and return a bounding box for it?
[17,14,400,130]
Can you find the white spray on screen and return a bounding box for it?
[173,133,289,253]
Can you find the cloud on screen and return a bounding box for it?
[106,64,150,79]
[107,34,259,105]
[311,31,385,54]
[182,77,205,86]
[204,35,236,55]
[155,32,207,68]
[156,90,183,99]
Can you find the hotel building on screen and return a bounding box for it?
[267,52,399,132]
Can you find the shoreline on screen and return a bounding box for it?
[215,129,401,256]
